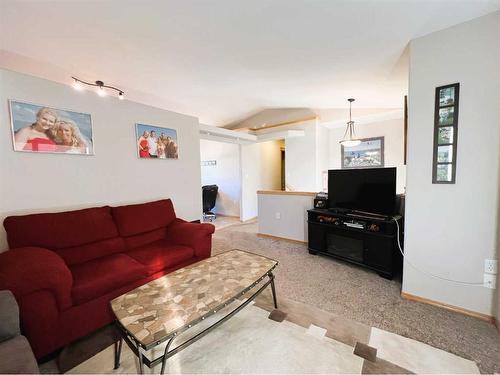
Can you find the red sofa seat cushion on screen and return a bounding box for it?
[112,199,176,237]
[126,241,194,275]
[70,254,148,305]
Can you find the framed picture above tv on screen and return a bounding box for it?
[341,136,384,169]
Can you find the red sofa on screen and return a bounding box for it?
[0,199,214,359]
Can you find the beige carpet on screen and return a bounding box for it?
[213,221,500,374]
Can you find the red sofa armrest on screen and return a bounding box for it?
[165,219,215,259]
[0,247,73,311]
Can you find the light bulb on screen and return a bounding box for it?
[72,80,82,91]
[118,92,125,100]
[340,139,362,147]
[97,86,106,97]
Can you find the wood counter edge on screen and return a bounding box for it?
[257,190,316,197]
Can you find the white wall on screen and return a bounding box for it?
[495,175,500,321]
[316,123,330,192]
[285,123,319,192]
[404,12,500,315]
[258,193,313,242]
[239,140,284,221]
[495,200,500,321]
[239,143,261,221]
[0,69,202,250]
[328,118,406,194]
[200,139,240,217]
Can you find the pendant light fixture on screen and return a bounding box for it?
[339,98,361,147]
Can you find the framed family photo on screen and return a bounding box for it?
[9,100,94,155]
[342,136,384,169]
[136,123,178,159]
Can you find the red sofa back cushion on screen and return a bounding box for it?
[4,206,119,250]
[55,237,126,266]
[111,199,177,237]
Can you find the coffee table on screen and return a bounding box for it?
[110,249,278,374]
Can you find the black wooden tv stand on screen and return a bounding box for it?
[307,209,403,279]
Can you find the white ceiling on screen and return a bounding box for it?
[1,0,499,126]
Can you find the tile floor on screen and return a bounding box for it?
[252,292,481,374]
[40,290,481,374]
[369,327,479,374]
[65,303,365,374]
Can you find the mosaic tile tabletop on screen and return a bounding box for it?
[110,249,278,347]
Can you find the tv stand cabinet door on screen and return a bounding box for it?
[308,222,326,251]
[363,235,394,272]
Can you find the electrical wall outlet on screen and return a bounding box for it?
[275,212,281,220]
[483,274,496,289]
[484,259,497,274]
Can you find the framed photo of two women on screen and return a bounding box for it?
[9,100,94,155]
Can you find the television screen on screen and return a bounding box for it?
[328,167,396,215]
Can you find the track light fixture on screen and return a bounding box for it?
[71,77,125,100]
[72,80,83,91]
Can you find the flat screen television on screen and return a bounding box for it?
[328,167,396,215]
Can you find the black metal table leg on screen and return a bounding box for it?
[137,346,145,375]
[269,273,278,309]
[160,336,176,374]
[114,337,123,369]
